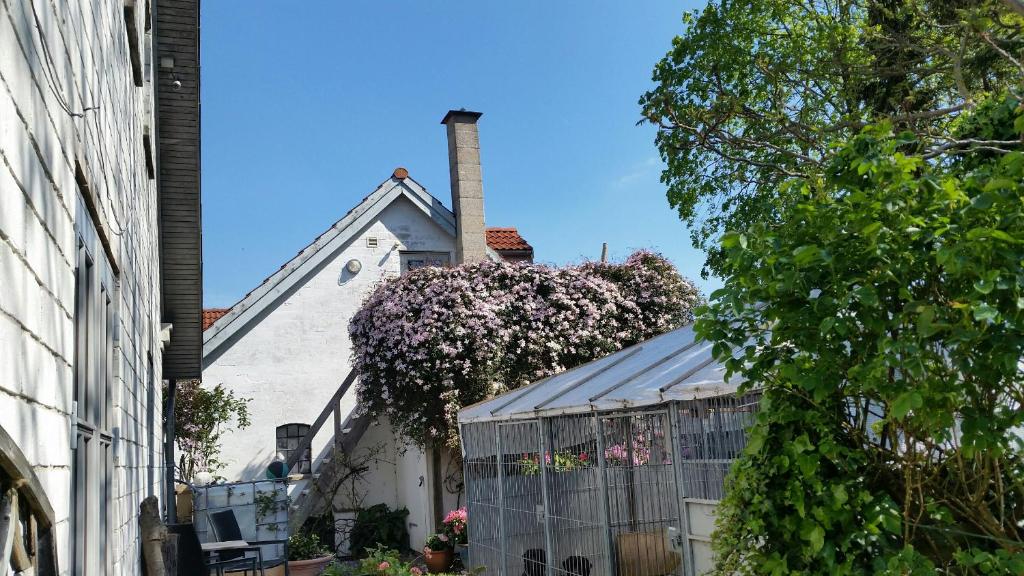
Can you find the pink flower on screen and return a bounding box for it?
[378,562,390,571]
[438,534,448,542]
[411,568,423,575]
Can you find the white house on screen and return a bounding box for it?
[0,0,202,575]
[201,110,533,550]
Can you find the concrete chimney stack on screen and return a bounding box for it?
[441,109,488,264]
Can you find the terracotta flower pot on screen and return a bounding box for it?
[424,547,453,574]
[287,555,334,576]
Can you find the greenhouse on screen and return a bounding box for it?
[458,325,760,576]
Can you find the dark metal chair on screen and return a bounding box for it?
[208,509,289,576]
[167,523,258,576]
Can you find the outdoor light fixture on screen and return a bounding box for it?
[346,259,362,274]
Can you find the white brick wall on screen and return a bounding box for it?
[1,1,165,575]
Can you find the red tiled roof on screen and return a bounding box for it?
[486,227,532,252]
[203,308,230,331]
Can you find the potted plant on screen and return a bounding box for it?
[441,507,468,566]
[288,531,334,576]
[423,533,453,573]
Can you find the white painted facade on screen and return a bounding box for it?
[203,178,471,548]
[1,1,168,575]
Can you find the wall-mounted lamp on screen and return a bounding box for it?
[346,259,362,274]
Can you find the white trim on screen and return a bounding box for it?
[202,176,460,360]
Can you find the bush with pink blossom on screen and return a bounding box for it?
[441,507,468,547]
[349,250,701,447]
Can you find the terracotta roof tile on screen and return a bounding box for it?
[486,227,532,252]
[203,308,230,331]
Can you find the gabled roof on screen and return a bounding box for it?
[203,308,230,330]
[202,172,534,364]
[486,228,532,252]
[203,173,457,361]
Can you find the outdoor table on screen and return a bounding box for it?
[201,540,264,575]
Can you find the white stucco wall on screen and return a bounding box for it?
[1,1,164,575]
[203,195,456,545]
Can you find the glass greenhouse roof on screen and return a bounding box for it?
[458,325,744,424]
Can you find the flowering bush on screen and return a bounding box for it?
[350,251,701,447]
[441,507,467,547]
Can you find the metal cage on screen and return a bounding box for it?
[459,326,760,576]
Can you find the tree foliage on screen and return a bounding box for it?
[698,100,1024,573]
[349,251,702,447]
[641,0,1024,275]
[170,380,252,481]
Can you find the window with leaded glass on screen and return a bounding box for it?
[276,423,312,474]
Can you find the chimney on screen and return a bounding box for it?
[441,109,488,264]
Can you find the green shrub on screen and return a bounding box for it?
[348,504,410,558]
[288,531,331,561]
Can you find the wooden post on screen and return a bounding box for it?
[140,495,167,576]
[600,242,608,263]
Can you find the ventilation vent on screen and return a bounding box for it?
[366,237,379,249]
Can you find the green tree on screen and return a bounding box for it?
[641,0,1023,275]
[169,380,252,481]
[698,101,1024,573]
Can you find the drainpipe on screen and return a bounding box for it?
[164,379,177,522]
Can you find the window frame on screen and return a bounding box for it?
[276,423,312,474]
[399,251,452,273]
[71,192,116,576]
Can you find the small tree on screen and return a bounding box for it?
[169,380,252,481]
[349,251,702,447]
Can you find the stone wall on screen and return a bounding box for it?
[1,1,165,574]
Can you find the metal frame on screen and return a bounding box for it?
[462,393,760,576]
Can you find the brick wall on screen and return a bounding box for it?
[1,1,165,574]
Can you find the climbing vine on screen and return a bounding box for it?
[349,251,702,447]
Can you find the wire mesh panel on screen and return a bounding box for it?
[675,393,760,500]
[543,414,607,576]
[674,393,760,574]
[599,411,684,576]
[464,422,502,574]
[498,420,547,576]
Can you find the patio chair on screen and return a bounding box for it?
[208,509,289,575]
[168,523,259,576]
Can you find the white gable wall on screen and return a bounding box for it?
[202,194,455,543]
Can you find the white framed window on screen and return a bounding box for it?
[71,190,116,576]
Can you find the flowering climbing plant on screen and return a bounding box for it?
[349,251,702,447]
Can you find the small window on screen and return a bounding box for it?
[277,423,312,474]
[366,237,379,249]
[400,251,451,273]
[123,2,143,87]
[142,129,155,179]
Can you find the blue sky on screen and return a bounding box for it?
[201,0,714,307]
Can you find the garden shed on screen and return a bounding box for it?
[458,325,760,576]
